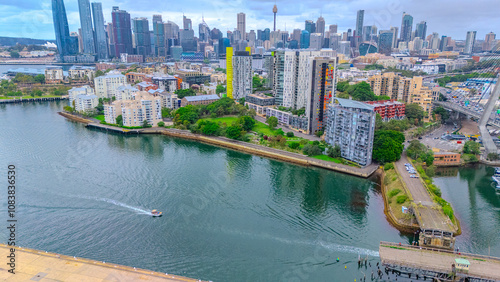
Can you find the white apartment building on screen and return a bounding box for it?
[45,66,64,83]
[94,72,127,99]
[104,91,162,127]
[116,84,139,100]
[74,94,98,113]
[68,85,95,106]
[232,51,253,100]
[68,66,96,80]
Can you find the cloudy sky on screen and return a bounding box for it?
[0,0,498,41]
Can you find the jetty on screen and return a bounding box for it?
[0,244,205,282]
[0,96,68,104]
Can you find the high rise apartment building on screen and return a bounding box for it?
[356,10,364,40]
[104,92,162,127]
[325,98,376,166]
[91,3,108,60]
[464,31,477,54]
[94,72,127,98]
[237,13,246,41]
[231,50,253,100]
[77,0,95,54]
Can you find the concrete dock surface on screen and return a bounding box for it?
[0,244,206,282]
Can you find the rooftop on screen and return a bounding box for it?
[184,94,220,102]
[333,97,375,111]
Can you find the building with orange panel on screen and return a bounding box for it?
[434,152,461,166]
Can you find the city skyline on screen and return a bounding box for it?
[1,0,499,40]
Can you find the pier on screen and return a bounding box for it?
[0,96,68,104]
[379,242,500,281]
[0,244,205,281]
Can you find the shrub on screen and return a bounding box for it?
[312,140,320,146]
[433,196,448,207]
[263,135,268,140]
[384,163,394,171]
[289,142,300,149]
[443,205,454,220]
[429,184,442,197]
[303,144,322,156]
[286,131,294,137]
[396,195,408,204]
[388,189,401,198]
[299,139,308,145]
[157,121,165,127]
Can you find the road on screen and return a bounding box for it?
[394,153,457,232]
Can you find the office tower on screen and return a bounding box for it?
[430,32,440,50]
[199,19,210,42]
[152,15,162,23]
[165,21,179,39]
[439,35,448,51]
[305,20,316,34]
[310,33,322,50]
[183,15,192,30]
[415,21,427,40]
[483,32,496,51]
[132,18,151,57]
[316,16,325,36]
[52,0,77,59]
[390,26,399,48]
[329,24,338,34]
[226,47,234,98]
[77,29,84,53]
[329,33,341,50]
[263,28,270,41]
[77,0,95,54]
[153,19,165,56]
[106,23,115,57]
[378,30,393,55]
[237,13,246,41]
[292,29,301,45]
[306,57,336,135]
[91,3,108,60]
[362,26,372,42]
[112,7,133,57]
[300,30,310,49]
[356,10,364,41]
[231,51,253,100]
[273,4,278,31]
[248,30,256,43]
[400,12,413,42]
[324,98,376,166]
[464,31,477,54]
[211,28,222,41]
[179,29,196,52]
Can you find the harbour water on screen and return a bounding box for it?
[0,102,499,281]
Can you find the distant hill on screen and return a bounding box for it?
[0,37,56,46]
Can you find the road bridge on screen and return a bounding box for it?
[379,241,500,281]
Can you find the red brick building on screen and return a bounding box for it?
[365,99,405,121]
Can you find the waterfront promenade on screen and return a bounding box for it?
[394,154,458,234]
[0,244,204,282]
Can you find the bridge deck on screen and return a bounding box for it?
[0,244,203,282]
[395,154,457,233]
[379,242,500,281]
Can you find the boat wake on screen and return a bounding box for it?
[75,195,152,215]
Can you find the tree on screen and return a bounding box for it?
[315,130,324,137]
[142,119,150,128]
[405,103,425,123]
[34,74,45,84]
[225,125,243,139]
[348,81,377,101]
[253,75,263,88]
[488,153,499,161]
[463,140,481,155]
[286,131,294,137]
[32,89,43,96]
[174,88,196,99]
[116,115,123,126]
[267,116,278,130]
[10,51,20,58]
[63,106,73,112]
[337,92,350,99]
[302,144,322,156]
[161,107,172,118]
[216,84,226,95]
[327,145,342,158]
[95,70,105,78]
[201,121,220,136]
[433,106,450,123]
[377,95,391,101]
[238,116,255,131]
[336,81,350,92]
[372,130,405,163]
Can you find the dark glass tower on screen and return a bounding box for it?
[132,18,151,57]
[52,0,77,59]
[400,12,413,42]
[78,0,95,54]
[112,7,133,57]
[91,2,108,60]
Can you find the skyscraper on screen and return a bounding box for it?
[305,20,316,34]
[378,30,394,55]
[390,26,399,48]
[415,21,427,40]
[153,18,166,57]
[300,30,310,49]
[464,31,477,54]
[152,14,162,23]
[273,4,278,32]
[199,19,210,42]
[483,32,496,51]
[112,6,133,57]
[232,51,253,100]
[400,12,413,42]
[183,15,192,30]
[52,0,77,59]
[132,18,151,57]
[356,10,364,41]
[77,0,95,54]
[91,2,108,60]
[316,16,325,36]
[237,13,246,41]
[329,24,338,34]
[106,23,115,57]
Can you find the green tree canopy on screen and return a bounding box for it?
[225,125,243,139]
[238,115,255,131]
[347,81,377,101]
[372,130,405,163]
[175,88,196,99]
[216,84,226,94]
[463,140,481,155]
[267,116,278,130]
[433,106,450,123]
[405,103,426,123]
[34,74,45,84]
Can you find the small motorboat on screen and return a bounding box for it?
[151,210,162,217]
